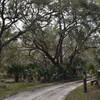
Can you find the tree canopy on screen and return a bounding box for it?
[0,0,100,82]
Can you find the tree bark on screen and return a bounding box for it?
[15,75,19,82]
[0,48,2,66]
[0,39,2,66]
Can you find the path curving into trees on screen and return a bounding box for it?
[4,81,82,100]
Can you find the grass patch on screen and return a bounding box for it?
[65,83,100,100]
[0,82,56,99]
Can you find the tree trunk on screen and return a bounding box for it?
[0,44,2,66]
[59,37,63,64]
[67,47,78,67]
[15,75,19,82]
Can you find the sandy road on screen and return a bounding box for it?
[4,81,82,100]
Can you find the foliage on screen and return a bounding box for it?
[6,65,24,82]
[1,0,100,83]
[96,0,100,4]
[3,63,81,82]
[86,64,97,76]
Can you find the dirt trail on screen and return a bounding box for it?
[4,81,82,100]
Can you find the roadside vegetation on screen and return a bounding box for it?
[0,81,56,99]
[65,82,100,100]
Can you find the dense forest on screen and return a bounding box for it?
[0,0,100,83]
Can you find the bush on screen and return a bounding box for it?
[6,65,24,82]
